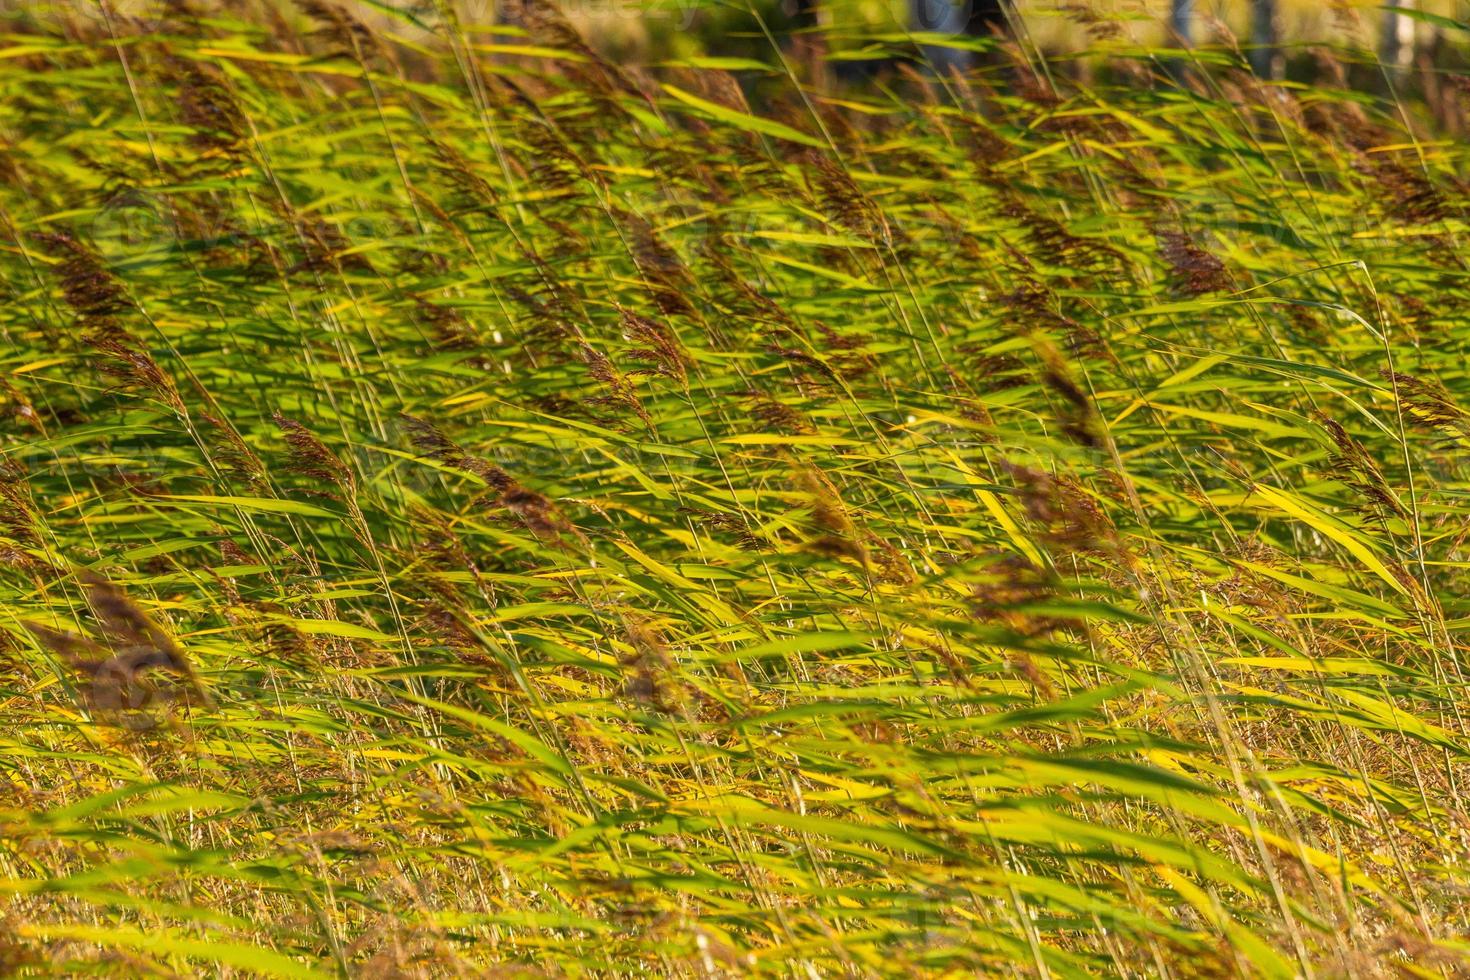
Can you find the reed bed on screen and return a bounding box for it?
[1,3,1469,975]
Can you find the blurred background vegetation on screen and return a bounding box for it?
[6,0,1468,122]
[530,0,1470,75]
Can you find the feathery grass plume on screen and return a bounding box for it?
[214,555,311,664]
[619,211,695,319]
[620,618,687,716]
[0,472,45,572]
[1316,415,1407,521]
[273,412,355,495]
[1003,199,1123,279]
[1005,278,1114,366]
[0,137,22,191]
[678,65,748,117]
[577,343,651,428]
[85,325,186,413]
[795,462,867,565]
[33,231,130,323]
[162,55,246,161]
[80,572,191,667]
[968,554,1079,646]
[804,151,889,246]
[199,413,267,494]
[239,599,318,667]
[406,506,487,588]
[508,0,647,106]
[959,116,1012,174]
[1001,460,1116,556]
[940,368,998,431]
[425,136,498,209]
[1213,540,1295,613]
[765,341,841,394]
[619,307,689,383]
[517,118,592,194]
[697,238,792,334]
[1310,44,1355,92]
[957,343,1028,392]
[291,216,373,275]
[1025,332,1102,449]
[645,138,726,212]
[812,321,877,377]
[400,413,475,471]
[25,572,207,721]
[1155,228,1232,294]
[414,297,483,356]
[867,536,917,586]
[418,599,479,656]
[294,0,380,56]
[740,388,817,435]
[728,137,792,196]
[1303,81,1386,152]
[1060,1,1125,42]
[686,508,765,551]
[401,414,571,538]
[1383,370,1470,441]
[505,279,576,351]
[1000,38,1061,107]
[534,215,589,263]
[1356,157,1450,224]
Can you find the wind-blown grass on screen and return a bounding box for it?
[1,3,1469,975]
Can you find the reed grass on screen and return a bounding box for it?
[2,2,1470,975]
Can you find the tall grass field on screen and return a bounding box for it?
[2,1,1469,975]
